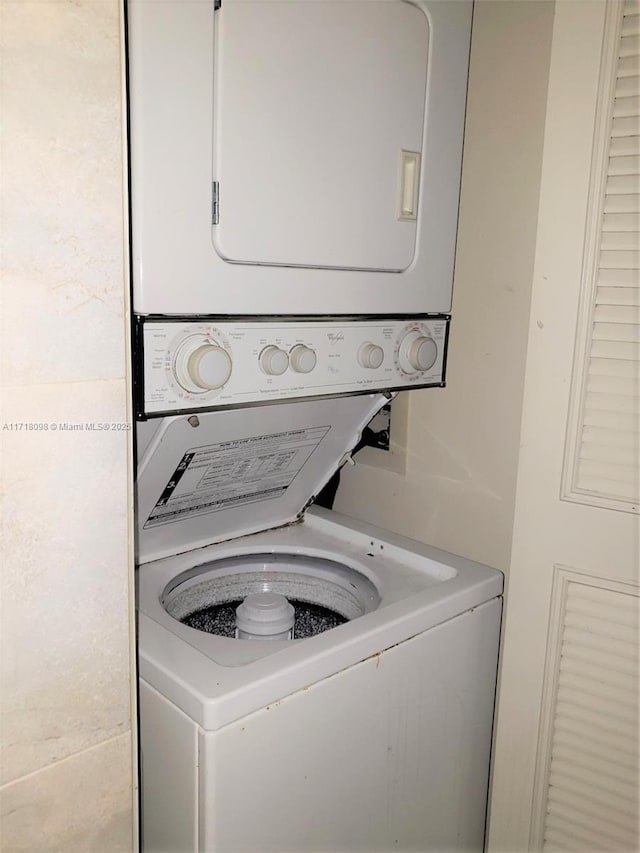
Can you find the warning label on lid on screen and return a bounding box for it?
[143,426,330,528]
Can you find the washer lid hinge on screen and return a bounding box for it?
[299,496,316,517]
[212,181,219,225]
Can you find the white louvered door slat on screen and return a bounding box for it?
[618,57,638,77]
[606,155,639,174]
[603,194,640,212]
[594,303,639,321]
[590,340,639,361]
[596,287,640,304]
[612,96,640,117]
[601,232,639,250]
[598,249,639,268]
[591,322,639,341]
[602,212,640,230]
[619,34,640,56]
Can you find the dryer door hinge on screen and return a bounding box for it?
[212,181,219,225]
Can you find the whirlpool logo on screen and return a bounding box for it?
[327,332,345,345]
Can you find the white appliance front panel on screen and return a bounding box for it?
[127,0,472,315]
[140,316,448,415]
[139,597,502,852]
[200,600,501,852]
[213,0,428,271]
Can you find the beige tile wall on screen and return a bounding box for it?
[0,2,135,850]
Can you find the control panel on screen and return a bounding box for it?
[138,317,449,416]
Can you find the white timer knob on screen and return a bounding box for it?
[289,345,317,374]
[398,331,438,374]
[260,346,289,376]
[358,342,384,370]
[186,344,232,390]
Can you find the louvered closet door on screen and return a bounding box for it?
[566,6,640,509]
[488,3,639,852]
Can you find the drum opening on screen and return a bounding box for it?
[162,552,380,641]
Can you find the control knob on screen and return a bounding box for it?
[397,331,438,374]
[174,339,232,393]
[289,345,317,374]
[358,342,384,370]
[260,346,289,376]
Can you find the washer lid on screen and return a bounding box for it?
[137,394,389,564]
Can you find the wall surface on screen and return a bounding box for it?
[0,2,135,850]
[335,0,555,573]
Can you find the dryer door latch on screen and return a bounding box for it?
[212,181,219,225]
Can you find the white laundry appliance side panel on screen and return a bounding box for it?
[199,598,502,852]
[139,681,199,853]
[127,0,472,315]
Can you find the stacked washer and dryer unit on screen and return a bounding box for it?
[128,1,503,851]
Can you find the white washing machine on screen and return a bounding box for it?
[136,394,503,853]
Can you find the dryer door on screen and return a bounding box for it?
[212,0,428,272]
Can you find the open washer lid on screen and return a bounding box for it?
[137,394,388,564]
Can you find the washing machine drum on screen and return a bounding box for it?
[162,552,380,642]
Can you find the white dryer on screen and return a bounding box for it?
[137,394,503,853]
[127,0,472,316]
